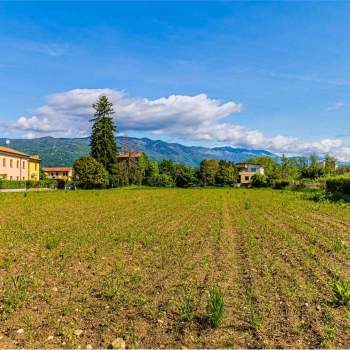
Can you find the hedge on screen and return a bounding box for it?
[326,176,350,195]
[0,180,27,189]
[0,179,58,190]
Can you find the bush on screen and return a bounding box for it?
[251,174,269,188]
[326,176,350,195]
[272,179,290,189]
[73,156,109,189]
[147,174,175,187]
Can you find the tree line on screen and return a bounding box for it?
[72,96,347,189]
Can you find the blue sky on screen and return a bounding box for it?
[0,2,350,159]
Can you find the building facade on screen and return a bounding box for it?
[28,155,40,181]
[0,146,40,181]
[43,167,73,181]
[236,163,264,185]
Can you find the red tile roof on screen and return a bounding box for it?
[0,146,29,157]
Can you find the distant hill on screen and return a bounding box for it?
[0,136,277,167]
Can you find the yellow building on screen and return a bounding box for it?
[0,146,41,181]
[28,155,40,181]
[43,167,73,181]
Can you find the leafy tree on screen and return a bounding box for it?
[216,160,238,186]
[147,174,175,187]
[73,156,109,189]
[200,159,219,186]
[300,154,324,179]
[145,160,159,179]
[175,164,198,188]
[159,159,176,179]
[324,154,337,175]
[109,153,148,187]
[90,96,118,174]
[109,162,129,187]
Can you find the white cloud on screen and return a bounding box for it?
[327,101,345,111]
[4,88,350,161]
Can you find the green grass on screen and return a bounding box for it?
[206,286,224,328]
[1,187,350,348]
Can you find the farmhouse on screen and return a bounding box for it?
[0,146,40,181]
[43,167,73,181]
[236,163,264,185]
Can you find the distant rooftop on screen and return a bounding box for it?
[117,151,142,159]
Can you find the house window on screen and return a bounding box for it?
[10,176,12,180]
[22,177,25,180]
[22,161,25,169]
[245,176,250,181]
[3,158,6,167]
[17,160,19,168]
[10,159,13,168]
[35,163,37,171]
[251,168,257,172]
[16,176,19,180]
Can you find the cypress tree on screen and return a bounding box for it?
[90,96,118,174]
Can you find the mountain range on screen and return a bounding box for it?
[0,136,276,167]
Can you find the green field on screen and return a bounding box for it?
[1,188,350,348]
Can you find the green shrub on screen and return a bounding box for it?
[179,291,196,322]
[251,174,269,188]
[73,156,109,189]
[333,278,350,306]
[272,179,290,189]
[326,176,350,195]
[206,286,224,328]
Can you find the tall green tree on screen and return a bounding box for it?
[216,160,238,186]
[159,159,176,179]
[175,164,198,188]
[200,159,219,186]
[90,96,118,174]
